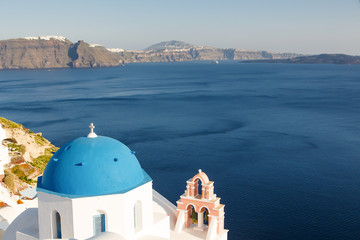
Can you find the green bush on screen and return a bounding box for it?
[45,147,59,155]
[11,165,36,184]
[34,135,47,146]
[31,155,52,171]
[8,143,26,154]
[0,117,23,129]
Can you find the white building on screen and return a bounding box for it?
[2,124,228,240]
[0,124,10,178]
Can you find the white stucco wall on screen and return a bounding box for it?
[3,187,222,240]
[2,208,39,240]
[37,192,74,239]
[37,181,154,240]
[71,181,153,239]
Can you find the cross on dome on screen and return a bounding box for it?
[89,123,95,132]
[87,123,98,138]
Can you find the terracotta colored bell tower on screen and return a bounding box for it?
[174,170,228,240]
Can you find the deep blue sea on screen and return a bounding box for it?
[1,62,360,239]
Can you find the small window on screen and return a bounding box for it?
[93,214,105,235]
[54,211,61,239]
[134,201,142,232]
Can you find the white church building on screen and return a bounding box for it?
[2,124,228,240]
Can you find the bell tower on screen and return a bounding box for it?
[175,170,227,240]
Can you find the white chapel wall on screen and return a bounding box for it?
[37,192,74,239]
[71,181,153,239]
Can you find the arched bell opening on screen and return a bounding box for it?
[186,204,197,226]
[198,206,210,229]
[194,178,203,198]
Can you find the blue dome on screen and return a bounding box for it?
[37,136,151,198]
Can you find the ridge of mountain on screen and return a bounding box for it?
[144,40,196,51]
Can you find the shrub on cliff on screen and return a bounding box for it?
[30,155,52,172]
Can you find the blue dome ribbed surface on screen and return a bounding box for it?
[37,136,151,198]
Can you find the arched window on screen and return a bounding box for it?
[190,205,198,224]
[204,208,209,225]
[93,213,106,235]
[134,201,142,232]
[53,211,61,239]
[196,178,203,197]
[186,204,197,225]
[199,206,210,227]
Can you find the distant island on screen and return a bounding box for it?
[0,36,301,69]
[1,36,359,70]
[242,54,360,65]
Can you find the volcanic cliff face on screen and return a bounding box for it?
[0,38,73,69]
[0,37,121,69]
[70,41,120,68]
[117,41,301,63]
[116,47,301,63]
[0,38,301,69]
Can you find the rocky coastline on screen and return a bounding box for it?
[0,117,57,195]
[0,37,301,69]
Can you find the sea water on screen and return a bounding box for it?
[0,62,360,239]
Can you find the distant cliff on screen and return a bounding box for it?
[70,41,120,68]
[117,40,301,63]
[0,36,120,69]
[242,54,360,65]
[0,38,302,69]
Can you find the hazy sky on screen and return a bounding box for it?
[1,0,360,54]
